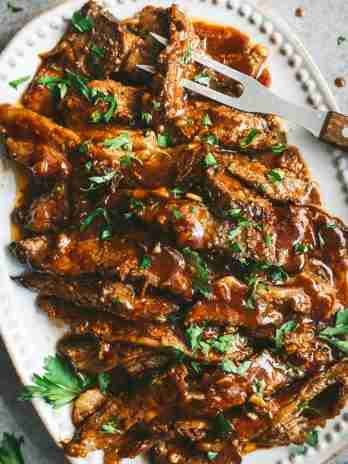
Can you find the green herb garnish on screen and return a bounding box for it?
[0,433,25,464]
[221,359,251,375]
[19,354,94,408]
[320,309,348,354]
[101,417,122,434]
[293,242,312,254]
[98,372,111,394]
[82,171,116,192]
[72,12,94,33]
[240,129,259,148]
[203,152,218,168]
[338,36,347,46]
[207,452,218,461]
[172,208,183,220]
[214,413,232,436]
[103,133,132,151]
[9,75,30,90]
[264,234,273,247]
[271,143,287,154]
[157,132,173,148]
[139,256,152,270]
[91,44,105,58]
[141,112,152,124]
[202,113,212,127]
[275,320,297,350]
[183,247,211,298]
[267,169,284,184]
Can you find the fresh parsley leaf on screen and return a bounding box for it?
[141,112,152,125]
[98,372,111,394]
[338,36,347,46]
[82,171,116,192]
[267,169,284,184]
[214,413,232,436]
[275,320,297,350]
[91,94,117,123]
[9,75,30,90]
[103,133,132,151]
[202,113,212,127]
[91,44,105,58]
[210,334,236,354]
[80,207,109,232]
[240,129,259,149]
[37,75,69,100]
[194,72,210,86]
[228,217,252,240]
[65,69,91,100]
[306,430,318,447]
[293,242,312,254]
[221,359,251,375]
[171,187,184,198]
[227,208,242,219]
[183,247,211,297]
[7,2,23,13]
[139,255,152,270]
[207,451,218,461]
[72,12,94,33]
[321,336,348,354]
[0,433,25,464]
[204,133,219,146]
[264,234,273,247]
[152,100,161,110]
[101,417,122,434]
[326,223,337,229]
[120,153,137,167]
[203,152,218,168]
[19,354,94,408]
[230,242,242,253]
[172,208,183,220]
[186,325,205,353]
[157,132,173,148]
[271,143,287,154]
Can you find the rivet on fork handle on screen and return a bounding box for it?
[320,111,348,151]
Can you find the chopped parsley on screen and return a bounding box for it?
[90,94,117,123]
[82,171,117,192]
[171,187,184,198]
[228,217,252,240]
[338,36,347,46]
[267,169,284,184]
[80,207,112,240]
[207,452,218,461]
[291,430,319,455]
[204,133,219,146]
[152,100,161,110]
[194,72,210,86]
[139,255,152,270]
[191,361,202,374]
[293,242,312,254]
[141,112,152,125]
[172,208,183,220]
[157,132,173,148]
[101,417,122,434]
[37,75,69,99]
[244,275,266,309]
[9,75,31,90]
[213,413,232,436]
[203,152,218,168]
[275,320,297,350]
[103,133,132,151]
[19,354,95,408]
[71,11,94,33]
[264,234,273,247]
[221,359,251,375]
[202,113,212,127]
[120,153,139,167]
[230,242,242,253]
[91,44,105,58]
[186,325,205,353]
[239,129,259,149]
[0,433,25,464]
[182,247,211,298]
[320,309,348,354]
[7,1,23,12]
[98,372,111,394]
[271,143,287,154]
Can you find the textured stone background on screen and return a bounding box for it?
[1,0,348,462]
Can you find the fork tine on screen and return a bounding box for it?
[149,31,254,86]
[150,32,168,46]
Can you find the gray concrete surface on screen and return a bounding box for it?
[1,0,348,462]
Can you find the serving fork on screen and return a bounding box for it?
[138,32,348,152]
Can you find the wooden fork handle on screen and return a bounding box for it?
[320,111,348,151]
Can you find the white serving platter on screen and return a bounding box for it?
[0,0,348,463]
